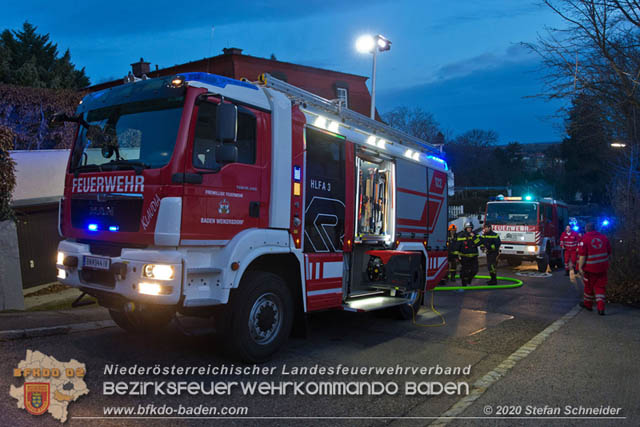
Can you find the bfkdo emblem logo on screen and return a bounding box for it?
[24,383,50,416]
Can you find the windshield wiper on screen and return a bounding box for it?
[72,164,103,176]
[101,160,150,175]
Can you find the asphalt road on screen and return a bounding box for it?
[2,262,591,426]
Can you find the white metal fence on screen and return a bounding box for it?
[449,205,464,219]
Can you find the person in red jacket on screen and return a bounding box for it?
[578,222,611,315]
[560,225,581,276]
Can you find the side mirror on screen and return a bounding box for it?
[216,103,237,142]
[216,144,238,164]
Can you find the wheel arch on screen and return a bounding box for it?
[235,253,304,314]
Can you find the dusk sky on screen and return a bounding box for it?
[4,0,568,144]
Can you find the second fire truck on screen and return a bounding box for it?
[485,196,568,272]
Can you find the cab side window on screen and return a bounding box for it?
[193,102,218,169]
[192,102,257,169]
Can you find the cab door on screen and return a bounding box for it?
[180,100,270,243]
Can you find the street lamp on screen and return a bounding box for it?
[611,142,627,148]
[356,34,391,119]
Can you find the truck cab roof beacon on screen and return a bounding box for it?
[56,72,451,362]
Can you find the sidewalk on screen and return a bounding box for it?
[442,302,640,426]
[0,283,112,340]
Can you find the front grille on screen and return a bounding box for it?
[80,269,116,288]
[89,243,122,257]
[71,195,143,232]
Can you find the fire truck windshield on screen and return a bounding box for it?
[70,96,184,172]
[486,202,538,225]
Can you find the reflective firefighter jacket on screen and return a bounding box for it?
[481,230,501,254]
[447,232,458,256]
[454,230,481,257]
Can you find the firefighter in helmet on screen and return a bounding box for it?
[481,223,501,285]
[447,224,458,282]
[455,221,481,286]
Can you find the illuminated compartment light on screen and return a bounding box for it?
[376,139,386,149]
[328,121,340,133]
[57,251,64,265]
[367,135,377,146]
[87,224,98,232]
[412,152,420,161]
[314,116,327,129]
[404,149,413,158]
[57,269,66,279]
[138,282,171,296]
[108,225,119,232]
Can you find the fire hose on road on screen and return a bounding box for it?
[433,275,524,291]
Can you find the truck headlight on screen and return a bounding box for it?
[527,246,537,252]
[143,264,175,280]
[57,251,65,265]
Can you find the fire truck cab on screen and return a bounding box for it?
[54,73,450,361]
[485,196,568,272]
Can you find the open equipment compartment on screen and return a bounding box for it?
[355,154,393,244]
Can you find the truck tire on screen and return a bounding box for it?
[537,249,550,272]
[109,308,174,333]
[507,257,522,267]
[228,271,293,363]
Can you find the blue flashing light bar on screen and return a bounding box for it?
[573,226,580,232]
[87,224,98,232]
[427,155,448,170]
[181,72,259,91]
[601,219,610,227]
[524,195,533,201]
[108,225,120,232]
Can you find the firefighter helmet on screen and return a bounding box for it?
[448,224,457,231]
[464,221,473,229]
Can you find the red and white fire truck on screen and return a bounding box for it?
[485,196,568,272]
[54,72,451,361]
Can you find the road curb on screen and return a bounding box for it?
[0,320,115,341]
[429,303,583,426]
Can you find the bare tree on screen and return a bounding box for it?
[529,0,640,302]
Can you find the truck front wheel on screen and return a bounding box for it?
[228,271,293,363]
[537,249,550,272]
[109,308,174,333]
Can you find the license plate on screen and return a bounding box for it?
[83,255,111,271]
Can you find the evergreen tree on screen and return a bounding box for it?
[0,22,89,89]
[561,93,611,203]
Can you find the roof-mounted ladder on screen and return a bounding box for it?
[257,73,442,155]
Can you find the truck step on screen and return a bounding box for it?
[342,296,412,312]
